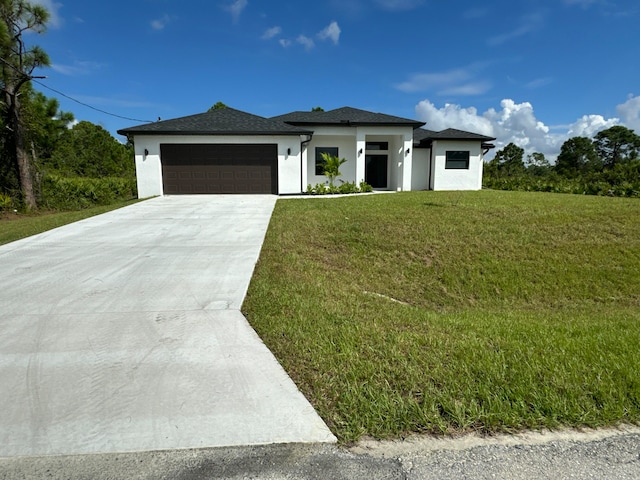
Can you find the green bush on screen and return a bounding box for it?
[359,180,373,192]
[0,192,13,212]
[40,174,137,210]
[306,181,373,196]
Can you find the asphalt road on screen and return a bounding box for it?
[1,426,639,479]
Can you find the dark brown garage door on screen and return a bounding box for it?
[161,144,278,194]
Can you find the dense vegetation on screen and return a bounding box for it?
[483,126,640,197]
[0,1,135,212]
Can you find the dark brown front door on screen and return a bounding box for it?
[161,144,278,194]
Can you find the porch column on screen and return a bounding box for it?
[401,132,413,191]
[356,129,366,185]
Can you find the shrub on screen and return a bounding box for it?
[306,181,374,195]
[359,180,373,192]
[40,174,137,210]
[338,181,358,194]
[0,192,13,212]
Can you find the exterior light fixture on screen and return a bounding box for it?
[358,148,363,155]
[144,148,149,157]
[287,148,291,155]
[406,148,410,155]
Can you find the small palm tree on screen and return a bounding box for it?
[320,152,347,187]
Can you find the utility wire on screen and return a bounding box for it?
[0,55,153,124]
[32,80,154,124]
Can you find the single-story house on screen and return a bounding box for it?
[117,106,495,197]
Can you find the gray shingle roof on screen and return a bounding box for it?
[117,108,312,136]
[273,106,425,127]
[413,127,496,146]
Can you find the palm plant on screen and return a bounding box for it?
[320,152,347,187]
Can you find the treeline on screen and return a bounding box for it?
[483,126,640,197]
[0,0,135,212]
[0,84,135,211]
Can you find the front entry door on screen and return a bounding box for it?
[365,155,388,189]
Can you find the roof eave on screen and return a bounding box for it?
[116,130,313,136]
[283,121,425,128]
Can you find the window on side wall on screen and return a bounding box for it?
[315,147,338,175]
[445,151,470,169]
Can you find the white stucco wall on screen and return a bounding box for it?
[411,148,431,191]
[304,126,413,190]
[306,130,358,188]
[131,134,303,197]
[431,140,484,191]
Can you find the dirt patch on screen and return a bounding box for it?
[350,424,640,457]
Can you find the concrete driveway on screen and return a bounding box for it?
[0,195,335,457]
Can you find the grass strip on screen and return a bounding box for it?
[0,199,141,246]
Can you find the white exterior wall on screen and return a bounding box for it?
[431,140,484,191]
[411,148,431,191]
[306,126,415,191]
[132,134,303,197]
[306,128,357,187]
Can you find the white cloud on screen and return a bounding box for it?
[317,21,341,45]
[261,26,282,40]
[226,0,248,22]
[151,14,171,31]
[395,65,490,96]
[566,114,618,137]
[616,94,640,132]
[415,101,494,136]
[439,82,492,96]
[415,98,621,162]
[297,35,315,50]
[395,69,471,93]
[375,0,424,11]
[525,77,553,89]
[31,0,63,28]
[487,13,544,46]
[279,39,291,48]
[51,60,104,76]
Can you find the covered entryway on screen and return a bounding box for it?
[161,144,278,194]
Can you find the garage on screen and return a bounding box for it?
[161,144,278,194]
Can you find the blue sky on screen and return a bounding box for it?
[31,0,640,160]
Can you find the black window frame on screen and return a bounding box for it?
[365,141,389,151]
[315,147,338,176]
[445,151,470,169]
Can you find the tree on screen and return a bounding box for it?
[311,106,324,112]
[48,121,133,177]
[555,136,600,176]
[320,152,346,187]
[594,126,640,168]
[490,142,525,176]
[208,101,228,111]
[525,152,551,176]
[22,84,74,160]
[0,0,50,209]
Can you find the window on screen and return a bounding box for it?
[315,147,338,175]
[445,151,470,169]
[365,141,388,151]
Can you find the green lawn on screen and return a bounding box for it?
[242,190,640,443]
[0,199,141,246]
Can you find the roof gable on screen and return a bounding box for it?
[413,127,496,146]
[273,106,425,128]
[117,108,312,136]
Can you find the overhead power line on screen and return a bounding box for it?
[32,80,154,124]
[0,55,153,124]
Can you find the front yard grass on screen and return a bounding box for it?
[242,190,640,443]
[0,199,141,246]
